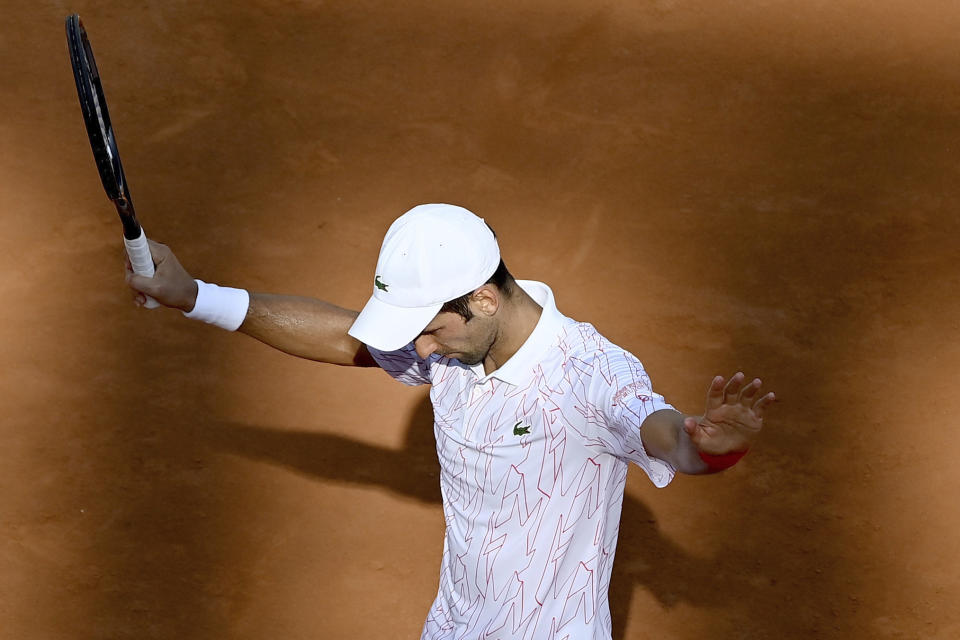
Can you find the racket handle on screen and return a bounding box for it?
[124,228,159,309]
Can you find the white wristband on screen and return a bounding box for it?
[183,279,250,331]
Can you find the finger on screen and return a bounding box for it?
[723,372,746,404]
[683,416,713,445]
[127,272,157,296]
[752,392,777,419]
[738,378,762,406]
[705,375,726,410]
[147,239,168,263]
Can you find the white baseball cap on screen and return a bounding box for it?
[348,203,501,351]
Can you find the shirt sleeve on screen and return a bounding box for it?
[366,343,434,386]
[589,347,676,488]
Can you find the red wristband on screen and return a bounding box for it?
[698,449,748,471]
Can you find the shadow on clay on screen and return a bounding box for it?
[201,393,740,637]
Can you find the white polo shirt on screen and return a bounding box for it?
[369,281,675,640]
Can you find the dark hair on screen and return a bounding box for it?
[440,259,514,321]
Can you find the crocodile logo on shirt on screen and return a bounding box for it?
[374,275,389,292]
[513,422,531,436]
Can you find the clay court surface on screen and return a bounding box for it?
[3,1,959,638]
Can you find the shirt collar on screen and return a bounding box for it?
[473,280,567,385]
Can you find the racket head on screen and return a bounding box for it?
[66,14,141,239]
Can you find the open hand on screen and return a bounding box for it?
[683,372,775,455]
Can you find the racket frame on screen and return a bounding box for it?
[67,14,158,307]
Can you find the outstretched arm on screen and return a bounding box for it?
[125,240,376,367]
[240,294,376,366]
[641,372,775,474]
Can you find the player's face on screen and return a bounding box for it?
[414,311,497,365]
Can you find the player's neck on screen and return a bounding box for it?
[482,288,542,375]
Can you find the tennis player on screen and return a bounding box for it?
[127,203,774,640]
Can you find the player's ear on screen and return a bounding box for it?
[470,285,499,317]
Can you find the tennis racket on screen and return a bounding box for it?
[66,14,158,308]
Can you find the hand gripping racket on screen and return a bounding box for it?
[66,14,158,308]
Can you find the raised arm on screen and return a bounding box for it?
[125,240,376,367]
[641,372,775,475]
[240,294,375,365]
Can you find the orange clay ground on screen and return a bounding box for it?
[2,1,959,638]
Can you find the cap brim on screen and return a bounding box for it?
[347,294,442,352]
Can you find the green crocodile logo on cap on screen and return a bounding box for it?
[375,275,389,292]
[513,422,531,436]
